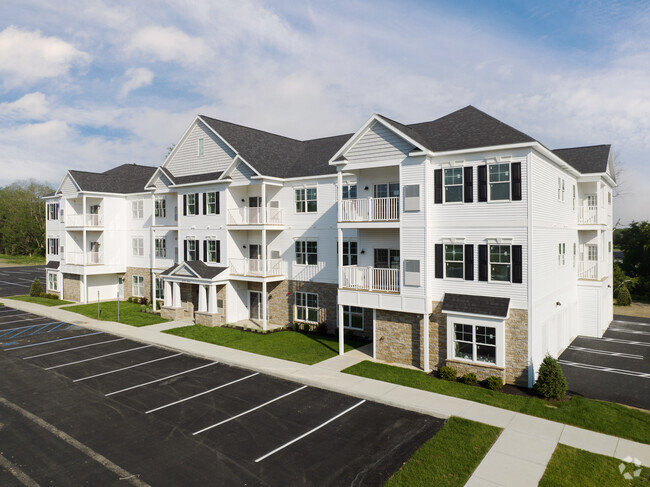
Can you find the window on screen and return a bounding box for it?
[572,185,576,210]
[155,199,166,218]
[132,276,144,298]
[295,188,317,213]
[47,272,58,292]
[488,163,510,201]
[155,277,164,300]
[47,203,59,220]
[155,237,166,258]
[132,237,144,257]
[342,241,357,266]
[444,168,463,202]
[587,244,598,261]
[206,240,219,263]
[403,184,420,211]
[489,245,511,282]
[454,323,497,364]
[198,138,204,156]
[444,244,463,279]
[186,194,197,216]
[206,192,218,214]
[47,238,59,256]
[608,191,612,204]
[295,292,318,323]
[132,200,143,219]
[608,241,612,253]
[343,306,363,329]
[558,178,562,201]
[295,240,317,265]
[573,243,577,267]
[342,183,357,200]
[187,240,197,261]
[558,243,566,265]
[562,180,565,201]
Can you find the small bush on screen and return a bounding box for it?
[138,297,149,306]
[30,278,44,297]
[485,376,503,391]
[293,323,300,331]
[534,354,568,400]
[302,323,310,332]
[462,373,478,386]
[617,284,632,306]
[439,366,457,381]
[316,322,329,335]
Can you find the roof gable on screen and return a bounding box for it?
[68,164,157,194]
[343,120,416,164]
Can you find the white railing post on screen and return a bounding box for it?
[368,266,373,291]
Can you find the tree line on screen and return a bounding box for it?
[0,180,54,256]
[614,221,650,302]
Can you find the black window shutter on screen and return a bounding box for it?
[478,244,488,281]
[435,244,443,279]
[478,165,487,202]
[464,244,474,280]
[203,240,207,262]
[464,166,473,203]
[183,240,188,261]
[216,192,220,214]
[512,245,523,283]
[203,193,207,215]
[434,169,442,204]
[511,162,522,201]
[195,240,199,260]
[216,241,221,262]
[183,195,187,216]
[194,193,199,215]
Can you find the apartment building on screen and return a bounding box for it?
[44,106,615,387]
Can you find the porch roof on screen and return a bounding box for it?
[442,293,510,318]
[161,261,228,280]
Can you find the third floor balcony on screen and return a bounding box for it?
[339,197,399,223]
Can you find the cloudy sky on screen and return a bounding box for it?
[1,0,648,224]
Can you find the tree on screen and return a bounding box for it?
[534,354,568,400]
[617,221,650,300]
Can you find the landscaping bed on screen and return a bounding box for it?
[62,300,168,326]
[9,295,72,306]
[165,325,368,365]
[343,361,650,444]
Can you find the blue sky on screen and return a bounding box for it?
[0,0,648,223]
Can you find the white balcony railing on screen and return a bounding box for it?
[340,266,399,293]
[577,205,598,225]
[64,251,103,265]
[340,197,399,222]
[65,214,104,227]
[578,261,598,280]
[227,207,284,225]
[229,258,285,277]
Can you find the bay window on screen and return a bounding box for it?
[454,323,497,365]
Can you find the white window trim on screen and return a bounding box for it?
[132,275,144,298]
[206,192,218,215]
[294,186,318,214]
[186,193,198,216]
[155,198,166,218]
[294,292,319,324]
[487,162,512,203]
[186,239,198,261]
[47,271,59,292]
[443,167,464,204]
[198,137,204,156]
[206,238,219,263]
[446,314,505,368]
[342,305,363,330]
[294,239,318,266]
[155,277,164,300]
[132,200,144,219]
[155,237,166,258]
[132,237,144,257]
[342,240,358,267]
[443,243,464,280]
[488,243,512,284]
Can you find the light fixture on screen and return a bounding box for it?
[243,245,247,249]
[556,301,562,307]
[364,186,369,191]
[360,250,365,254]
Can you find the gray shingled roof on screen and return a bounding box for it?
[161,261,228,280]
[442,293,510,318]
[171,171,224,185]
[69,164,158,194]
[552,145,611,176]
[45,261,60,269]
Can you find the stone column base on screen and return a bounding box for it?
[161,306,184,321]
[195,311,225,327]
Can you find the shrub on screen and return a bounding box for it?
[485,376,503,391]
[617,284,632,306]
[534,354,568,400]
[293,323,300,331]
[439,366,457,381]
[316,322,329,335]
[302,323,310,332]
[30,278,44,297]
[462,373,478,386]
[138,297,149,306]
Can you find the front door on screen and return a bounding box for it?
[249,244,261,273]
[250,291,262,320]
[374,249,400,269]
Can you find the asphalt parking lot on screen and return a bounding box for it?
[0,265,45,297]
[559,315,650,410]
[0,304,442,486]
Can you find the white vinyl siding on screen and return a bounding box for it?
[230,161,257,183]
[345,121,412,163]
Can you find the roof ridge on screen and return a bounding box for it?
[553,144,611,151]
[199,114,302,144]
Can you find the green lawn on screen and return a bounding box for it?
[386,417,501,487]
[343,361,650,445]
[0,254,45,266]
[62,301,168,326]
[540,444,649,486]
[10,295,72,306]
[165,325,368,365]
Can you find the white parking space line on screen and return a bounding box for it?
[613,320,650,327]
[145,372,259,414]
[559,360,650,378]
[0,317,51,326]
[0,312,31,319]
[106,362,218,396]
[23,338,127,360]
[609,328,650,337]
[4,332,104,350]
[0,308,27,313]
[0,280,30,287]
[44,345,152,370]
[193,385,308,435]
[567,345,643,360]
[579,336,650,347]
[254,400,366,463]
[74,353,183,382]
[0,322,63,336]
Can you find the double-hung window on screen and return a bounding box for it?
[155,199,166,218]
[132,237,144,257]
[558,243,566,265]
[444,244,463,278]
[206,192,218,214]
[444,168,463,202]
[295,240,317,265]
[47,203,59,220]
[587,244,598,262]
[198,138,204,156]
[132,276,144,298]
[342,241,358,266]
[47,238,59,256]
[342,184,357,200]
[206,240,218,263]
[155,237,166,258]
[132,200,144,219]
[48,272,58,292]
[454,323,497,365]
[343,306,363,329]
[295,292,318,323]
[186,194,197,215]
[295,187,317,213]
[488,163,510,201]
[155,277,164,300]
[187,240,198,261]
[489,245,511,281]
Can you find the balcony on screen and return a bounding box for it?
[340,266,399,293]
[577,205,599,225]
[340,197,399,223]
[227,207,284,226]
[65,214,104,228]
[229,258,285,278]
[578,261,598,280]
[65,251,103,265]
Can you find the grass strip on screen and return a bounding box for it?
[62,301,168,326]
[10,295,73,307]
[0,254,45,266]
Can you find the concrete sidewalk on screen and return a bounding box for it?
[3,298,650,486]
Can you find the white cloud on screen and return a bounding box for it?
[119,68,154,98]
[126,26,211,65]
[0,92,50,120]
[0,26,90,88]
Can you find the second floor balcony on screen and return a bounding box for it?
[227,207,284,226]
[340,266,400,293]
[340,197,399,223]
[65,251,103,265]
[578,260,598,280]
[65,213,103,228]
[229,258,285,278]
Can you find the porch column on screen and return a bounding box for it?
[423,313,430,372]
[261,182,267,225]
[164,281,172,307]
[337,169,342,221]
[338,303,344,355]
[372,309,377,359]
[82,194,87,264]
[262,229,267,275]
[262,281,267,331]
[82,274,88,304]
[151,270,157,311]
[337,228,343,286]
[208,284,217,313]
[198,284,207,312]
[173,282,181,308]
